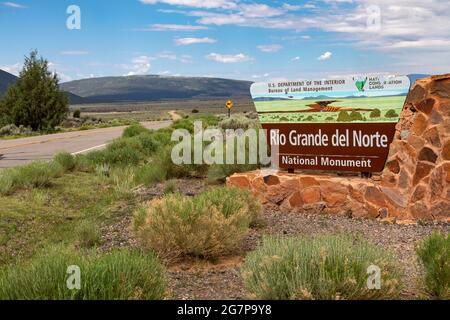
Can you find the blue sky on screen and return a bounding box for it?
[0,0,449,82]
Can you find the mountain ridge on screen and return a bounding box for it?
[0,69,86,104]
[60,75,253,104]
[0,69,18,95]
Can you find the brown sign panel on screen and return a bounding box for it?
[262,123,396,172]
[251,75,411,173]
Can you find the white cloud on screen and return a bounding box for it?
[291,56,301,61]
[0,62,22,75]
[47,62,73,82]
[282,3,302,11]
[1,61,75,82]
[158,52,193,63]
[140,0,450,73]
[158,52,177,60]
[257,44,283,53]
[239,4,285,18]
[252,73,270,79]
[2,2,27,8]
[60,51,89,56]
[388,39,450,49]
[174,37,217,45]
[142,24,208,31]
[122,56,152,76]
[140,0,237,9]
[318,51,332,60]
[206,53,251,63]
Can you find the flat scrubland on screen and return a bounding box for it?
[256,96,404,123]
[1,99,255,139]
[0,112,448,300]
[72,98,256,115]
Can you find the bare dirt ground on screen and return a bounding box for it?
[168,110,182,121]
[99,179,449,300]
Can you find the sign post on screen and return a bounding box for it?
[250,75,410,173]
[226,99,234,118]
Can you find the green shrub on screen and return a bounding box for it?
[86,139,142,167]
[123,124,150,138]
[172,118,195,133]
[54,152,77,172]
[75,221,102,248]
[109,166,137,194]
[416,232,450,299]
[206,132,261,182]
[135,132,161,155]
[337,111,350,122]
[370,109,381,118]
[219,115,256,130]
[85,132,161,167]
[194,113,220,127]
[171,114,219,133]
[242,235,402,300]
[151,128,173,146]
[349,111,363,121]
[0,247,166,300]
[385,109,399,118]
[104,143,142,166]
[135,163,166,186]
[163,180,177,194]
[153,145,208,180]
[73,155,95,173]
[196,187,261,224]
[0,161,64,195]
[73,109,81,118]
[133,187,259,260]
[0,171,14,195]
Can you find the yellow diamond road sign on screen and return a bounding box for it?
[226,100,234,109]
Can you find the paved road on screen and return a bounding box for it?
[0,121,172,168]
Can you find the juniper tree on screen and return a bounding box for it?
[0,50,68,131]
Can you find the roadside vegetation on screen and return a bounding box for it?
[0,111,264,299]
[0,105,448,300]
[0,247,166,300]
[416,232,449,299]
[133,187,261,261]
[0,50,68,131]
[242,235,402,300]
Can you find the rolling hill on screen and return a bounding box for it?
[0,69,86,104]
[0,69,18,95]
[60,75,253,103]
[1,71,429,106]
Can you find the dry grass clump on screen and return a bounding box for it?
[133,187,261,260]
[242,235,402,300]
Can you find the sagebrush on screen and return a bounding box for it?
[133,187,261,260]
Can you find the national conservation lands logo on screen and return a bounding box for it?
[354,77,368,92]
[250,75,411,172]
